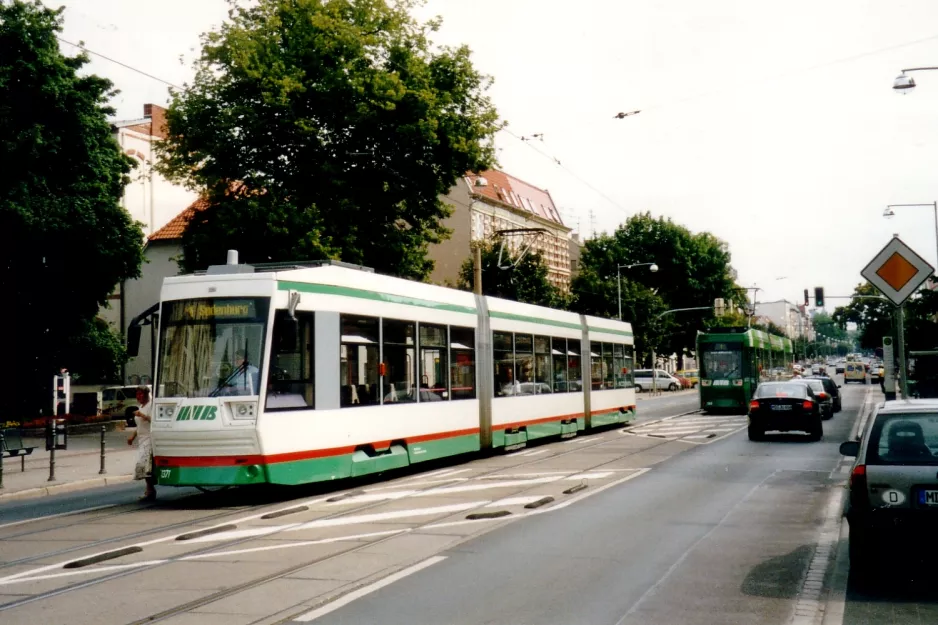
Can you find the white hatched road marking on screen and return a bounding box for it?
[625,414,748,444]
[0,469,653,588]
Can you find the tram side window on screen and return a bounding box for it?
[567,339,582,392]
[534,336,552,393]
[552,337,568,392]
[603,343,615,389]
[382,318,416,404]
[450,327,475,400]
[590,341,603,391]
[615,344,634,389]
[419,324,448,401]
[493,331,514,397]
[266,311,314,410]
[514,334,535,394]
[340,315,380,407]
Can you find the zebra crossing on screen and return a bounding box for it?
[624,412,749,444]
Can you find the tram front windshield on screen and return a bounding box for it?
[157,297,270,398]
[701,347,742,380]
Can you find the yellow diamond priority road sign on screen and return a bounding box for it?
[861,236,935,306]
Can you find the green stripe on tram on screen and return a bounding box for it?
[278,281,476,315]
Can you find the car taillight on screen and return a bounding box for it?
[749,400,759,411]
[802,400,813,410]
[850,464,870,508]
[818,392,828,400]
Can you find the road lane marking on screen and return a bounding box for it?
[0,504,120,530]
[294,556,448,622]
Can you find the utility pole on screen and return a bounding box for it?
[473,245,482,296]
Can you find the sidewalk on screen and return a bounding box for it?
[0,429,137,502]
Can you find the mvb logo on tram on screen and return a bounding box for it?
[175,405,218,421]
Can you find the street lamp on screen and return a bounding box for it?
[883,202,938,267]
[617,262,658,320]
[892,67,938,93]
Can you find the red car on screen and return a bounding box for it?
[673,375,693,389]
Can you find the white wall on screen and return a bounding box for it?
[116,128,198,238]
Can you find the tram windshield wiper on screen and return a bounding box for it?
[209,360,248,397]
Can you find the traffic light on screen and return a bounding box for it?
[804,289,809,306]
[815,287,824,307]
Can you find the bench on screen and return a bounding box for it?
[1,428,35,472]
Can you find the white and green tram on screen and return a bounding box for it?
[148,254,637,488]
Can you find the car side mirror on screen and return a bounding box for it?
[839,441,859,457]
[837,385,841,388]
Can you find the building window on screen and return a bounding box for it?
[340,315,379,407]
[266,310,314,410]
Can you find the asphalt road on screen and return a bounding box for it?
[297,378,866,625]
[5,383,901,625]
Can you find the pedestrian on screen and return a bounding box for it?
[127,386,156,501]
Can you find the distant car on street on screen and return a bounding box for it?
[804,375,842,413]
[748,381,824,441]
[836,363,845,374]
[840,399,938,585]
[793,378,833,419]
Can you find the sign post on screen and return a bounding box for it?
[883,336,896,401]
[861,236,935,399]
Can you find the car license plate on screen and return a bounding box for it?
[771,405,792,411]
[919,490,938,505]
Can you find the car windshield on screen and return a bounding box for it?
[755,383,807,399]
[868,413,938,465]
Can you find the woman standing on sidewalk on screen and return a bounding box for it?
[127,386,156,501]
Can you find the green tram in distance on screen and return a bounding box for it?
[697,327,794,413]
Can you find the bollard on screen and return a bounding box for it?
[99,425,107,475]
[48,419,57,482]
[0,431,5,490]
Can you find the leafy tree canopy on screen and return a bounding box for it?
[457,243,566,309]
[833,280,938,352]
[571,212,740,365]
[0,1,142,417]
[158,0,502,278]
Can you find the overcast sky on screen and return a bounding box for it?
[57,0,938,310]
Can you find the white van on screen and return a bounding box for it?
[633,369,682,392]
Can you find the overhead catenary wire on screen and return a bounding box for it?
[56,37,184,90]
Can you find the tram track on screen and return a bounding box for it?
[0,422,674,617]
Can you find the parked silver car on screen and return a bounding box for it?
[840,399,938,584]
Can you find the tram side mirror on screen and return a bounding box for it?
[839,441,859,457]
[127,325,142,358]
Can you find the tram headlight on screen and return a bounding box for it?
[156,404,177,420]
[230,402,257,420]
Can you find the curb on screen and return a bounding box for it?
[0,475,134,503]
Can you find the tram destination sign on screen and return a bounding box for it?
[860,236,935,306]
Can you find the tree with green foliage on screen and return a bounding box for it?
[158,0,502,278]
[0,1,143,419]
[457,243,566,308]
[571,212,741,367]
[833,283,896,350]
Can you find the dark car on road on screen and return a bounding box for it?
[804,375,842,413]
[748,381,824,441]
[793,378,833,420]
[840,399,938,584]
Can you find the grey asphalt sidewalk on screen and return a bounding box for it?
[0,429,137,502]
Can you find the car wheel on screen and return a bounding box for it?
[747,424,765,441]
[809,419,823,441]
[669,383,678,391]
